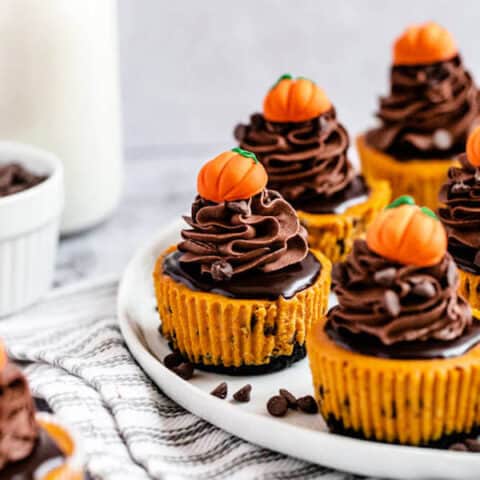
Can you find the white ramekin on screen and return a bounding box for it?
[0,142,63,316]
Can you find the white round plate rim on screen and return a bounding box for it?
[118,219,480,480]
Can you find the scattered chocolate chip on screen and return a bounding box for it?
[297,395,318,414]
[279,389,297,409]
[465,438,480,452]
[233,384,252,403]
[384,290,401,317]
[172,362,194,380]
[211,260,233,281]
[374,268,397,286]
[447,260,458,286]
[164,352,184,370]
[449,442,468,451]
[225,200,250,216]
[267,395,288,417]
[412,281,436,298]
[233,124,247,141]
[211,382,228,399]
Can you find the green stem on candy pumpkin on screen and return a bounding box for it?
[271,73,293,90]
[420,206,438,220]
[386,195,416,209]
[386,195,439,220]
[231,147,259,164]
[278,73,293,81]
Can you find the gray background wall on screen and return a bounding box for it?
[118,0,480,150]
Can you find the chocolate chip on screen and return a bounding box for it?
[465,438,480,452]
[384,290,401,317]
[172,362,194,380]
[449,442,468,451]
[233,384,252,402]
[0,165,14,189]
[447,260,458,286]
[211,382,228,399]
[0,163,46,197]
[279,389,297,409]
[297,395,318,414]
[225,200,250,216]
[233,124,247,141]
[211,260,233,281]
[164,352,184,370]
[267,395,288,417]
[374,268,397,286]
[412,281,436,298]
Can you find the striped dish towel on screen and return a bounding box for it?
[0,278,369,480]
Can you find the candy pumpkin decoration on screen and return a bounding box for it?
[393,22,457,66]
[263,74,331,123]
[366,195,447,267]
[466,126,480,167]
[197,148,268,203]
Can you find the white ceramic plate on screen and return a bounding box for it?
[118,220,480,480]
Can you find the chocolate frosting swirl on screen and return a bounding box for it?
[0,361,38,469]
[439,154,480,273]
[329,239,471,345]
[367,55,480,158]
[178,189,308,279]
[234,109,366,211]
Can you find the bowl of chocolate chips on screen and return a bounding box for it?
[0,142,63,316]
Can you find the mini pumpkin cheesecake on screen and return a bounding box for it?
[439,126,480,309]
[153,148,331,374]
[308,195,480,446]
[234,74,390,263]
[358,22,480,210]
[0,342,84,479]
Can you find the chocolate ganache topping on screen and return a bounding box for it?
[235,110,368,213]
[366,56,480,159]
[178,189,308,280]
[328,239,473,355]
[439,154,480,273]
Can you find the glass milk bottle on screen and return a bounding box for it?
[0,0,123,234]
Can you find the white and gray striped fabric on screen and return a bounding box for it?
[0,279,370,480]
